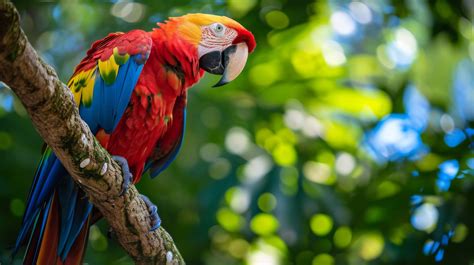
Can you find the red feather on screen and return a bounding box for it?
[71,30,151,75]
[36,193,60,265]
[106,24,203,182]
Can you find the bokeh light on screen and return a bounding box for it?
[333,226,352,248]
[356,233,385,261]
[411,203,439,232]
[310,214,334,236]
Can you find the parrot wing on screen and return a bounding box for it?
[68,29,152,134]
[145,93,187,178]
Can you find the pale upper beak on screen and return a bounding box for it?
[199,42,249,87]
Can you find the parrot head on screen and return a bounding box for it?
[170,14,256,87]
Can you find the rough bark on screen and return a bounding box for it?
[0,1,185,264]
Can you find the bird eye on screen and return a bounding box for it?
[212,23,225,35]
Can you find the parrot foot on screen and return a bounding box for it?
[112,155,133,196]
[140,194,161,231]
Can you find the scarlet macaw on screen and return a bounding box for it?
[13,14,255,264]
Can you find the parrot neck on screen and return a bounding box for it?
[150,26,205,93]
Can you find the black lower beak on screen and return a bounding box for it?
[199,45,236,76]
[199,43,249,87]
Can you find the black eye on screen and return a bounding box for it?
[214,23,225,34]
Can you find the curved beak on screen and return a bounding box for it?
[199,42,249,87]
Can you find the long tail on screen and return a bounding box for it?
[13,148,93,265]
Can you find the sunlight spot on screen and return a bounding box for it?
[377,45,395,69]
[349,1,372,24]
[335,152,355,176]
[310,214,333,236]
[284,109,305,130]
[302,116,324,138]
[229,187,251,213]
[440,114,455,133]
[249,63,280,86]
[251,213,279,235]
[357,233,384,260]
[386,28,418,68]
[312,253,334,265]
[217,208,244,232]
[411,203,438,232]
[110,1,145,23]
[247,240,282,265]
[376,181,400,199]
[244,155,273,183]
[228,238,249,258]
[272,143,297,166]
[333,226,352,248]
[258,193,277,212]
[247,249,279,265]
[228,0,257,18]
[225,127,251,155]
[303,161,332,185]
[321,40,346,66]
[331,11,356,36]
[265,10,290,29]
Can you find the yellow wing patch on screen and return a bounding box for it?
[98,48,130,85]
[68,67,96,107]
[68,48,131,107]
[113,47,130,65]
[98,55,119,86]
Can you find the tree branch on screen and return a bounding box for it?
[0,1,184,264]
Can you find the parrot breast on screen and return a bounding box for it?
[100,33,202,182]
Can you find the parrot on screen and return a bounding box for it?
[12,13,255,265]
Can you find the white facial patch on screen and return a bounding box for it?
[198,24,238,58]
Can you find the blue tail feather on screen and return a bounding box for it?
[60,193,93,260]
[57,177,79,255]
[14,148,93,263]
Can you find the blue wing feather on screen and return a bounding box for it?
[86,55,143,134]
